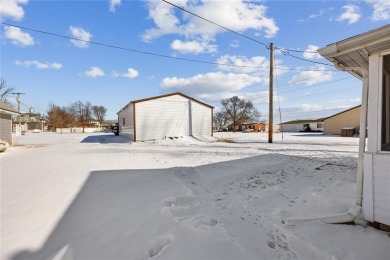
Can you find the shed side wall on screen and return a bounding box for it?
[324,106,361,135]
[118,106,134,139]
[0,113,12,144]
[191,101,212,136]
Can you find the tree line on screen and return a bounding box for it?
[48,101,107,133]
[213,96,263,131]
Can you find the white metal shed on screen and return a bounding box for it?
[117,92,213,142]
[0,101,19,144]
[319,25,390,228]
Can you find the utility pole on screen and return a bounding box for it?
[268,43,274,143]
[11,92,25,135]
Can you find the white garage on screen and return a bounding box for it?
[117,92,213,142]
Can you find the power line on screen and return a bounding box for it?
[278,77,352,94]
[281,107,357,116]
[280,87,356,103]
[1,22,339,72]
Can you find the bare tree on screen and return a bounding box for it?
[48,103,67,132]
[221,96,261,132]
[73,101,93,133]
[213,110,229,131]
[92,105,107,130]
[0,78,15,105]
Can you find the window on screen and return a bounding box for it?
[381,54,390,151]
[317,123,323,128]
[303,123,309,128]
[122,117,126,126]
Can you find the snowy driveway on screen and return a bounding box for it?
[1,132,389,260]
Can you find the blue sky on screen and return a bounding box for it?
[1,0,389,122]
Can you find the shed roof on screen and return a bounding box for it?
[118,92,214,114]
[0,101,19,115]
[323,105,361,120]
[281,118,325,125]
[318,25,390,80]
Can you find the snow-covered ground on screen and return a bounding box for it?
[1,132,389,260]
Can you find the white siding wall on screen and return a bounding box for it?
[362,54,390,226]
[191,101,212,137]
[136,95,190,141]
[281,122,323,132]
[281,124,302,132]
[372,154,390,226]
[118,105,134,139]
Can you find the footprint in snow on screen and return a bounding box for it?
[148,235,175,258]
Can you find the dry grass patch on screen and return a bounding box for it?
[215,138,236,143]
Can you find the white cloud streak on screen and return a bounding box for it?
[161,72,264,97]
[109,0,121,12]
[336,5,361,24]
[0,0,28,21]
[15,60,62,70]
[143,0,279,42]
[69,26,92,48]
[288,65,333,86]
[303,45,322,60]
[364,0,390,21]
[112,68,139,79]
[84,67,105,78]
[3,26,34,46]
[171,39,217,54]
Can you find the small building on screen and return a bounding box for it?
[319,25,390,228]
[227,122,265,132]
[0,101,20,144]
[279,119,324,132]
[117,92,214,141]
[324,105,361,135]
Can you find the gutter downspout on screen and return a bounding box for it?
[283,63,369,225]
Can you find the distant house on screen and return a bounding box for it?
[279,119,324,132]
[12,108,44,132]
[319,25,390,228]
[117,92,214,142]
[324,105,361,135]
[227,122,265,132]
[0,101,19,144]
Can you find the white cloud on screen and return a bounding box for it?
[109,0,121,12]
[161,72,264,96]
[3,26,34,46]
[15,60,62,69]
[171,39,217,54]
[143,0,279,42]
[112,68,139,79]
[69,26,92,48]
[230,40,239,48]
[84,67,105,78]
[303,45,322,60]
[216,54,289,76]
[216,55,269,74]
[0,0,28,21]
[288,65,333,86]
[298,8,333,22]
[336,5,361,24]
[364,0,390,21]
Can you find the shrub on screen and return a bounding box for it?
[0,140,10,153]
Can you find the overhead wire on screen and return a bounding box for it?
[2,22,339,72]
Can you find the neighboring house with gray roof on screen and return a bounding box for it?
[279,118,325,132]
[0,101,19,144]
